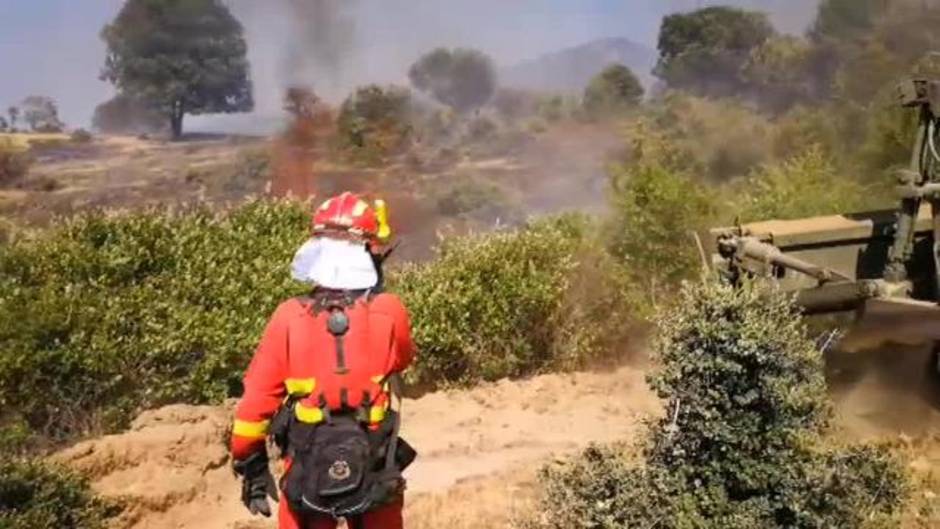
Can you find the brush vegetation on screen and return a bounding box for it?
[527,280,909,529]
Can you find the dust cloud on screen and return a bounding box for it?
[829,314,940,439]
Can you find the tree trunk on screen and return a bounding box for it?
[169,101,184,140]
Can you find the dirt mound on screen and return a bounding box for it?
[54,365,658,529]
[54,355,940,529]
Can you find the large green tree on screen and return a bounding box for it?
[408,48,496,114]
[100,0,253,139]
[655,6,775,97]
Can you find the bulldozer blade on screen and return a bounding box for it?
[839,297,940,352]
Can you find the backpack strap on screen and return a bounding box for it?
[384,373,404,471]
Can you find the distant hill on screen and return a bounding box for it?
[500,37,657,94]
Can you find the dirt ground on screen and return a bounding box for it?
[52,347,940,529]
[54,365,657,529]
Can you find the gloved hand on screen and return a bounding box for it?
[233,450,279,517]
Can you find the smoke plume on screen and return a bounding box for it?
[282,0,359,97]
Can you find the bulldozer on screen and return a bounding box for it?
[708,79,940,374]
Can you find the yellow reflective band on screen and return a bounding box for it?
[370,375,385,384]
[233,419,270,439]
[285,378,316,396]
[369,405,387,424]
[374,199,392,242]
[295,403,325,424]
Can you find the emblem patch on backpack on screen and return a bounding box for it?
[328,460,352,481]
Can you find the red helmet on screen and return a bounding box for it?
[312,192,380,241]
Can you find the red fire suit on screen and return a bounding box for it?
[231,292,416,529]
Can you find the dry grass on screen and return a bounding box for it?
[0,132,70,150]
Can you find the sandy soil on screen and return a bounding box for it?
[54,365,658,529]
[52,344,940,529]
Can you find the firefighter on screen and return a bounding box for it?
[231,192,416,529]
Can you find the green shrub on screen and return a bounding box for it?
[70,129,93,144]
[0,199,639,440]
[734,147,885,222]
[433,176,507,217]
[0,200,310,440]
[607,157,717,309]
[859,88,921,176]
[391,214,635,386]
[337,84,412,165]
[536,94,579,123]
[529,279,909,529]
[583,63,644,119]
[637,94,775,182]
[0,140,32,186]
[771,104,846,160]
[0,457,119,528]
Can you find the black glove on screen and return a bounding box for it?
[233,450,279,517]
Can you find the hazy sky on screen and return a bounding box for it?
[0,0,820,130]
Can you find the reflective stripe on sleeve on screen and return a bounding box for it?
[232,419,270,439]
[285,378,316,396]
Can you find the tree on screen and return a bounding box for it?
[741,35,817,112]
[408,48,496,114]
[0,117,8,133]
[20,96,64,133]
[7,107,18,132]
[583,63,644,117]
[810,0,885,43]
[92,94,166,134]
[100,0,253,139]
[655,6,775,97]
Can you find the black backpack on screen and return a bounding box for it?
[278,377,417,519]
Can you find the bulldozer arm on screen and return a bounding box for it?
[709,208,937,312]
[707,79,940,377]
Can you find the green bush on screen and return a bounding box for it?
[392,214,636,386]
[0,200,310,440]
[0,140,32,186]
[771,104,846,160]
[433,176,507,217]
[337,85,413,165]
[70,129,93,144]
[0,457,119,528]
[528,279,909,529]
[583,63,644,119]
[536,94,579,123]
[734,147,885,223]
[607,154,717,309]
[0,199,639,440]
[637,94,775,182]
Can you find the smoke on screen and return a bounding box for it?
[281,0,359,97]
[206,0,826,132]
